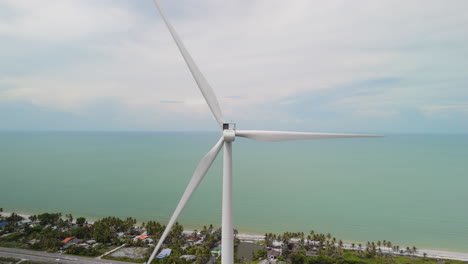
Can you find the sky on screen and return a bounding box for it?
[0,0,467,133]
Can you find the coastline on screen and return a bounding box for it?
[3,212,468,261]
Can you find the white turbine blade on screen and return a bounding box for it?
[147,136,224,263]
[235,130,383,142]
[152,0,224,127]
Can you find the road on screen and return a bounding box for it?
[0,247,132,264]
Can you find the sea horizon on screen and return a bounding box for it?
[1,131,467,253]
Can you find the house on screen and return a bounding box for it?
[157,248,172,259]
[180,255,196,262]
[135,235,153,243]
[211,247,221,257]
[78,243,89,249]
[267,249,280,260]
[272,241,283,247]
[16,219,32,226]
[188,237,199,243]
[62,237,76,243]
[306,251,318,257]
[27,239,39,245]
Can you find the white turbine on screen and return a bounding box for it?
[148,1,382,263]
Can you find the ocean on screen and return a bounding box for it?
[0,131,467,252]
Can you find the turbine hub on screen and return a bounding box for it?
[223,123,236,142]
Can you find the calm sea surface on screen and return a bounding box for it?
[0,132,467,252]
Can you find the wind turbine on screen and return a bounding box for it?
[148,1,381,263]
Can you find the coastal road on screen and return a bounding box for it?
[0,247,130,264]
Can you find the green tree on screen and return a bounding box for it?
[76,217,86,226]
[146,221,164,237]
[66,214,73,223]
[195,245,211,264]
[6,212,23,223]
[37,213,61,226]
[71,226,92,239]
[289,251,305,264]
[253,249,266,260]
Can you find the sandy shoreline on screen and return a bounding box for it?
[3,212,468,261]
[187,230,468,262]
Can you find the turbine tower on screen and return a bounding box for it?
[148,1,381,263]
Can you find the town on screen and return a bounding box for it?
[0,209,465,264]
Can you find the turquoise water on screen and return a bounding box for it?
[1,132,467,252]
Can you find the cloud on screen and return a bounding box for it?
[0,0,467,132]
[419,104,468,118]
[160,100,184,104]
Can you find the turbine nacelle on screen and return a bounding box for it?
[222,123,236,142]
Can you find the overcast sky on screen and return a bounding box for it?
[1,0,467,133]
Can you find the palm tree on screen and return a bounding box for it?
[351,243,355,249]
[357,244,363,257]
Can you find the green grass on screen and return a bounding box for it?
[0,256,20,264]
[20,261,51,264]
[102,255,146,263]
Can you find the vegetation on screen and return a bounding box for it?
[0,256,20,263]
[1,209,466,264]
[258,230,466,264]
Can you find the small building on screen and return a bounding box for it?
[211,247,221,257]
[86,240,96,245]
[180,255,196,262]
[0,222,8,228]
[267,249,280,260]
[188,237,199,243]
[157,248,172,259]
[62,237,76,243]
[135,235,153,243]
[27,239,39,245]
[16,219,32,226]
[272,241,283,247]
[306,251,318,257]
